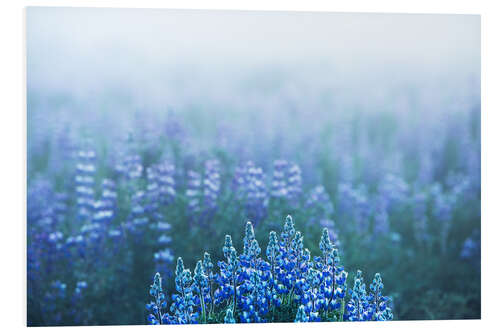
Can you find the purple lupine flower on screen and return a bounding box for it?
[203,160,221,213]
[145,162,175,238]
[271,160,303,205]
[53,192,69,225]
[75,147,96,222]
[154,248,175,281]
[306,185,334,217]
[337,182,371,233]
[460,229,480,260]
[146,166,161,216]
[286,163,302,203]
[319,219,340,248]
[116,153,143,181]
[126,190,149,234]
[186,170,202,213]
[164,110,187,144]
[92,178,117,225]
[234,161,269,224]
[153,218,173,273]
[377,174,409,212]
[271,160,289,198]
[156,161,176,205]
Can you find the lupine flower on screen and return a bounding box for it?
[377,174,409,212]
[146,161,176,213]
[75,147,96,222]
[170,257,197,324]
[154,249,174,280]
[146,272,168,325]
[234,161,268,224]
[460,229,480,261]
[271,160,289,198]
[156,161,176,205]
[53,192,69,225]
[186,170,202,214]
[74,281,88,295]
[202,252,216,315]
[243,221,256,256]
[117,154,143,181]
[337,183,371,232]
[286,163,302,203]
[295,305,309,322]
[126,190,149,233]
[203,160,221,214]
[368,273,393,321]
[306,185,334,218]
[92,179,117,225]
[144,215,392,324]
[271,160,303,205]
[319,219,340,248]
[193,260,209,323]
[345,270,372,321]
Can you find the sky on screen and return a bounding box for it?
[26,7,480,112]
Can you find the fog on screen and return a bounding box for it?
[26,7,480,113]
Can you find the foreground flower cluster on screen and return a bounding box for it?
[146,215,393,324]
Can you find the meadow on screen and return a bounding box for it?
[27,76,481,324]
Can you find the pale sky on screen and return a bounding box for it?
[26,7,480,109]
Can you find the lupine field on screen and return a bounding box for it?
[27,8,480,326]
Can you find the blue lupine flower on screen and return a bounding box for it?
[203,159,221,213]
[202,252,216,315]
[295,305,309,322]
[126,190,149,233]
[460,229,480,261]
[194,260,209,322]
[369,273,393,321]
[319,219,340,249]
[234,161,268,224]
[75,146,96,222]
[170,257,197,324]
[271,160,302,205]
[144,215,393,324]
[156,161,176,205]
[286,163,302,203]
[243,221,256,256]
[146,272,168,325]
[337,183,371,233]
[377,173,409,212]
[118,154,143,181]
[186,170,202,214]
[306,185,334,218]
[271,160,289,198]
[154,249,174,280]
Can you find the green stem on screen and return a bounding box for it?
[199,290,206,323]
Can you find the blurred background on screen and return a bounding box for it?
[27,7,480,325]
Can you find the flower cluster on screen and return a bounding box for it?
[234,161,269,224]
[344,271,393,321]
[75,146,97,222]
[271,160,303,204]
[146,215,392,324]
